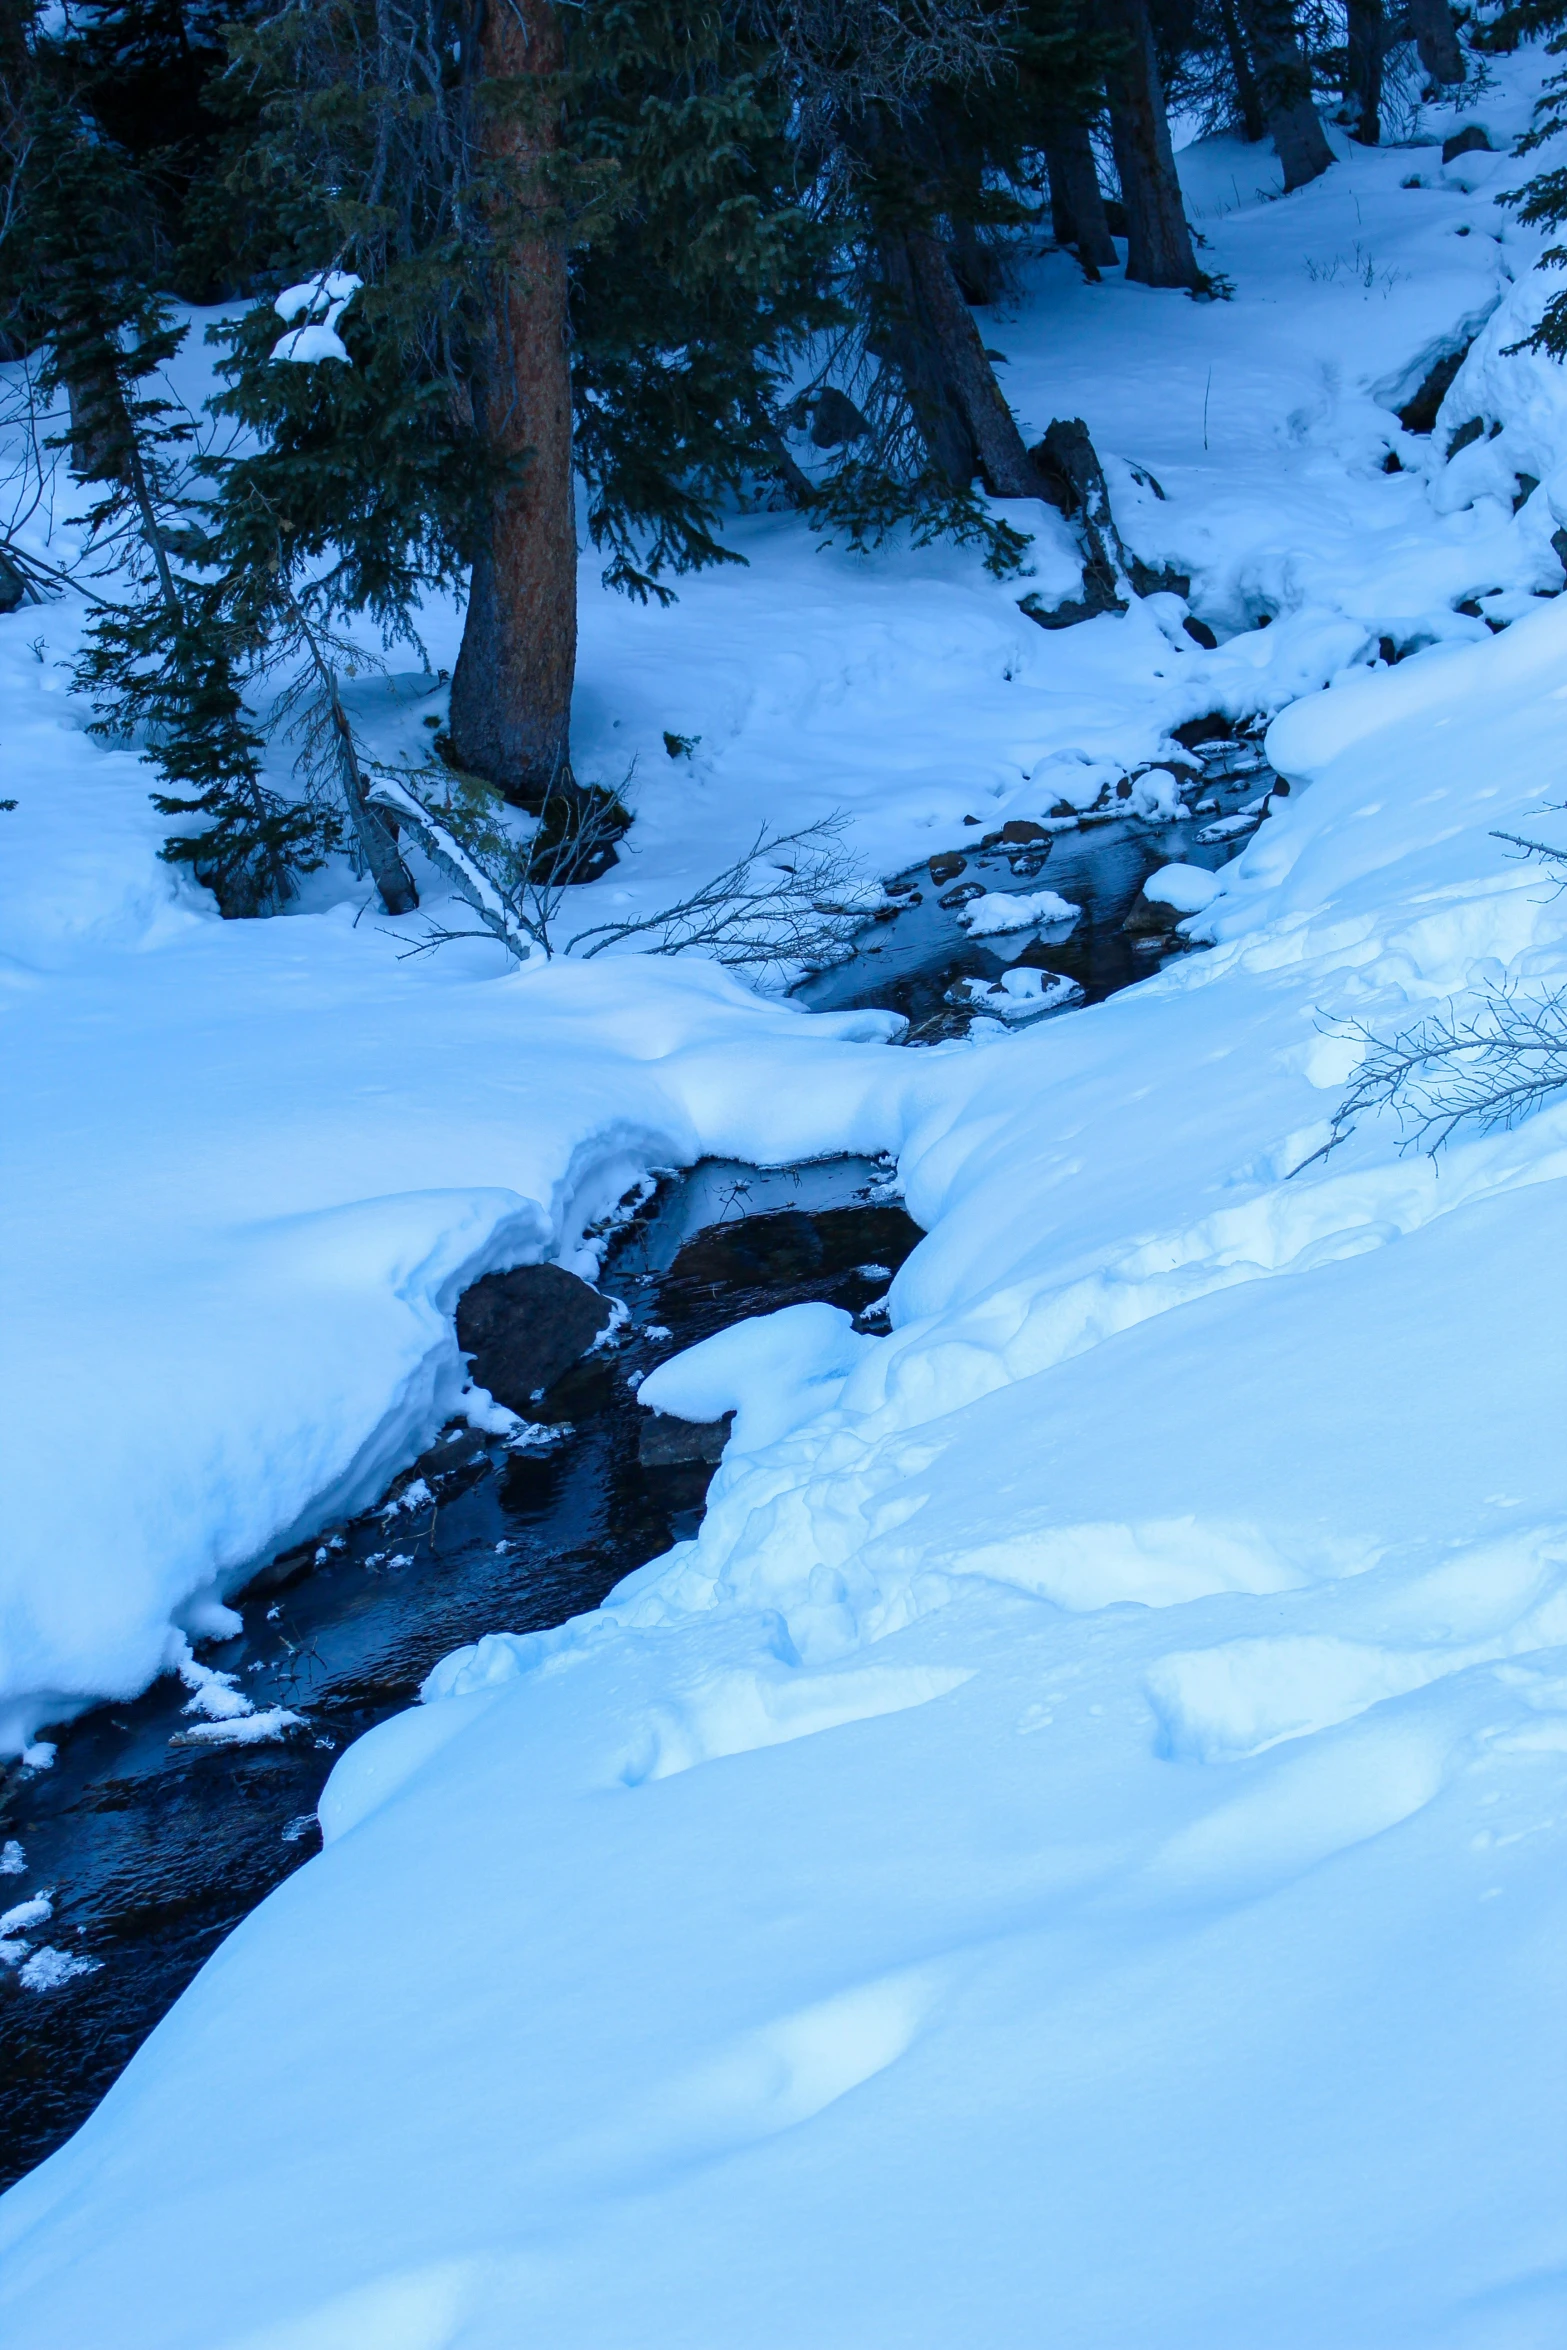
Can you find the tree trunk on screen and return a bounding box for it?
[902,232,1050,499]
[947,221,1004,305]
[1407,0,1465,84]
[870,232,976,490]
[1220,0,1268,141]
[1345,0,1386,142]
[65,340,133,482]
[448,0,576,811]
[1231,0,1335,192]
[1043,120,1120,275]
[1104,0,1203,291]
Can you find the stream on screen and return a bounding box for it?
[0,732,1273,2187]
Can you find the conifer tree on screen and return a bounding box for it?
[1500,0,1567,362]
[1105,0,1205,284]
[0,39,333,913]
[213,0,841,808]
[1228,0,1333,190]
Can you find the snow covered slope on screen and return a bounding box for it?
[3,44,1567,2350]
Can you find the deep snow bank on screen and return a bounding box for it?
[6,494,1567,2350]
[6,40,1567,2341]
[0,732,907,1749]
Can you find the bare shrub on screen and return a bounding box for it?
[1321,819,1567,1162]
[1329,980,1567,1157]
[367,766,877,975]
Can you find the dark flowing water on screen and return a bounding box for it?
[0,736,1272,2188]
[797,749,1272,1036]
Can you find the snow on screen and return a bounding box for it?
[1128,766,1188,819]
[4,40,1567,2350]
[637,1301,873,1456]
[269,272,362,365]
[0,1895,52,1937]
[960,886,1081,936]
[1143,860,1222,913]
[168,1706,303,1748]
[954,967,1085,1022]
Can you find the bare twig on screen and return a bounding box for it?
[566,816,874,967]
[365,766,877,975]
[1327,980,1567,1160]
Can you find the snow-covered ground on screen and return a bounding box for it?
[3,46,1567,2349]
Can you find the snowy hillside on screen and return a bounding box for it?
[3,33,1567,2350]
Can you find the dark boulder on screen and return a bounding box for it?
[638,1413,732,1469]
[1442,124,1491,164]
[1397,342,1474,436]
[456,1263,616,1413]
[1172,712,1236,750]
[1123,893,1180,936]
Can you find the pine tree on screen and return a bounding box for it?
[0,50,332,913]
[1501,1,1567,362]
[1228,0,1334,191]
[565,0,841,598]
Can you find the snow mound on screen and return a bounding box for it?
[960,888,1081,937]
[1143,862,1221,914]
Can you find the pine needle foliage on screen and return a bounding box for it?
[210,0,840,620]
[565,0,843,599]
[1490,0,1567,361]
[6,70,327,912]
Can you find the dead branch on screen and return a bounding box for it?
[566,817,875,968]
[1327,979,1567,1159]
[365,766,877,976]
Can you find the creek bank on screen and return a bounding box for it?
[797,721,1278,1041]
[0,1156,917,2189]
[0,732,1285,2186]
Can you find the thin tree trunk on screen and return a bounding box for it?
[903,232,1050,499]
[1104,0,1203,291]
[1231,0,1335,191]
[1220,0,1268,141]
[282,582,419,915]
[65,331,134,482]
[1043,119,1119,275]
[1346,0,1386,142]
[448,0,576,811]
[1407,0,1465,84]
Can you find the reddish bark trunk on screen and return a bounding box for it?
[1346,0,1386,143]
[1220,0,1268,141]
[448,0,577,809]
[1407,0,1465,85]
